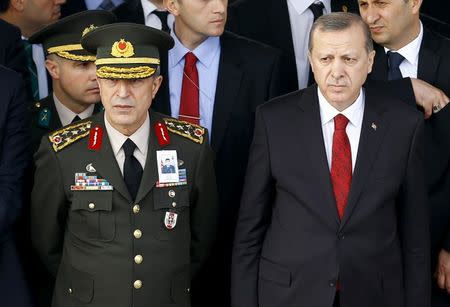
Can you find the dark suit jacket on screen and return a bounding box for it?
[0,19,27,80]
[60,0,88,18]
[0,66,32,307]
[226,0,359,95]
[112,0,145,23]
[31,111,218,307]
[151,31,281,306]
[369,27,450,269]
[232,85,430,307]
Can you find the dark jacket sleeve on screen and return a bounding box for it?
[0,68,30,241]
[398,116,431,307]
[231,106,275,307]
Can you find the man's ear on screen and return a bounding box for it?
[45,58,60,80]
[164,0,180,16]
[151,75,163,99]
[10,0,25,12]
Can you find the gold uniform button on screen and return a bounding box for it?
[68,288,73,294]
[35,102,41,108]
[172,202,177,208]
[134,229,142,239]
[134,280,142,289]
[134,255,143,264]
[133,204,140,214]
[88,203,95,209]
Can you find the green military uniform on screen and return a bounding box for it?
[28,10,116,153]
[31,23,218,307]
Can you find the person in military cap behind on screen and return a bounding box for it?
[28,9,116,153]
[31,22,218,307]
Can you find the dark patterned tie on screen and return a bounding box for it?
[22,40,39,100]
[153,10,170,33]
[97,0,115,10]
[330,114,351,220]
[123,138,143,200]
[387,51,405,80]
[308,1,325,86]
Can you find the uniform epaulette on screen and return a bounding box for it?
[48,121,92,152]
[163,118,205,144]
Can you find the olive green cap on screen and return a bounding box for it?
[81,22,174,79]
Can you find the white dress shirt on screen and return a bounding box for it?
[141,0,174,31]
[53,93,95,126]
[287,0,331,90]
[318,88,365,172]
[104,113,149,175]
[384,22,423,79]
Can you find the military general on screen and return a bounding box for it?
[31,23,218,307]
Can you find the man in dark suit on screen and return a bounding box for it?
[227,0,359,94]
[160,0,281,305]
[61,0,125,17]
[31,23,218,307]
[0,18,27,76]
[113,0,170,29]
[0,66,32,307]
[232,13,430,307]
[358,0,450,305]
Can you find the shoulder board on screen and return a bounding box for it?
[163,118,205,144]
[48,121,92,152]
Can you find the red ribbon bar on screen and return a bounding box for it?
[154,121,170,147]
[88,124,103,151]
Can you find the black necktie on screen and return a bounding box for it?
[308,2,325,86]
[153,10,170,33]
[71,115,81,124]
[387,51,405,80]
[123,139,143,200]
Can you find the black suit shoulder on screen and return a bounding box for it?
[221,31,281,59]
[112,0,145,24]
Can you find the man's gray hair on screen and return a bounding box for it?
[308,12,373,53]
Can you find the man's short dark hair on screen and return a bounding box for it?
[0,0,10,12]
[309,12,374,53]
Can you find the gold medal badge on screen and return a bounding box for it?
[111,39,135,58]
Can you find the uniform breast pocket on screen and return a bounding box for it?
[153,187,190,241]
[69,191,115,242]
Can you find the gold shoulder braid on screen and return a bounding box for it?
[163,118,205,144]
[48,121,92,152]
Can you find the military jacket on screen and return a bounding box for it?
[31,111,218,307]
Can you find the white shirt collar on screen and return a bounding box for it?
[104,112,150,158]
[318,87,365,127]
[53,93,95,126]
[141,0,158,18]
[384,22,423,68]
[287,0,331,16]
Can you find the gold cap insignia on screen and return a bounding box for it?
[111,39,135,58]
[82,24,97,37]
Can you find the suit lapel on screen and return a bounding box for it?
[134,112,161,203]
[418,28,440,85]
[340,88,389,229]
[300,88,340,226]
[370,43,388,81]
[90,113,132,202]
[210,33,243,151]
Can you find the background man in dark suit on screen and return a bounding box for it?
[161,0,281,305]
[0,18,27,76]
[0,0,66,100]
[232,13,430,307]
[358,0,450,305]
[0,66,32,307]
[31,23,218,307]
[113,0,172,30]
[227,0,359,94]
